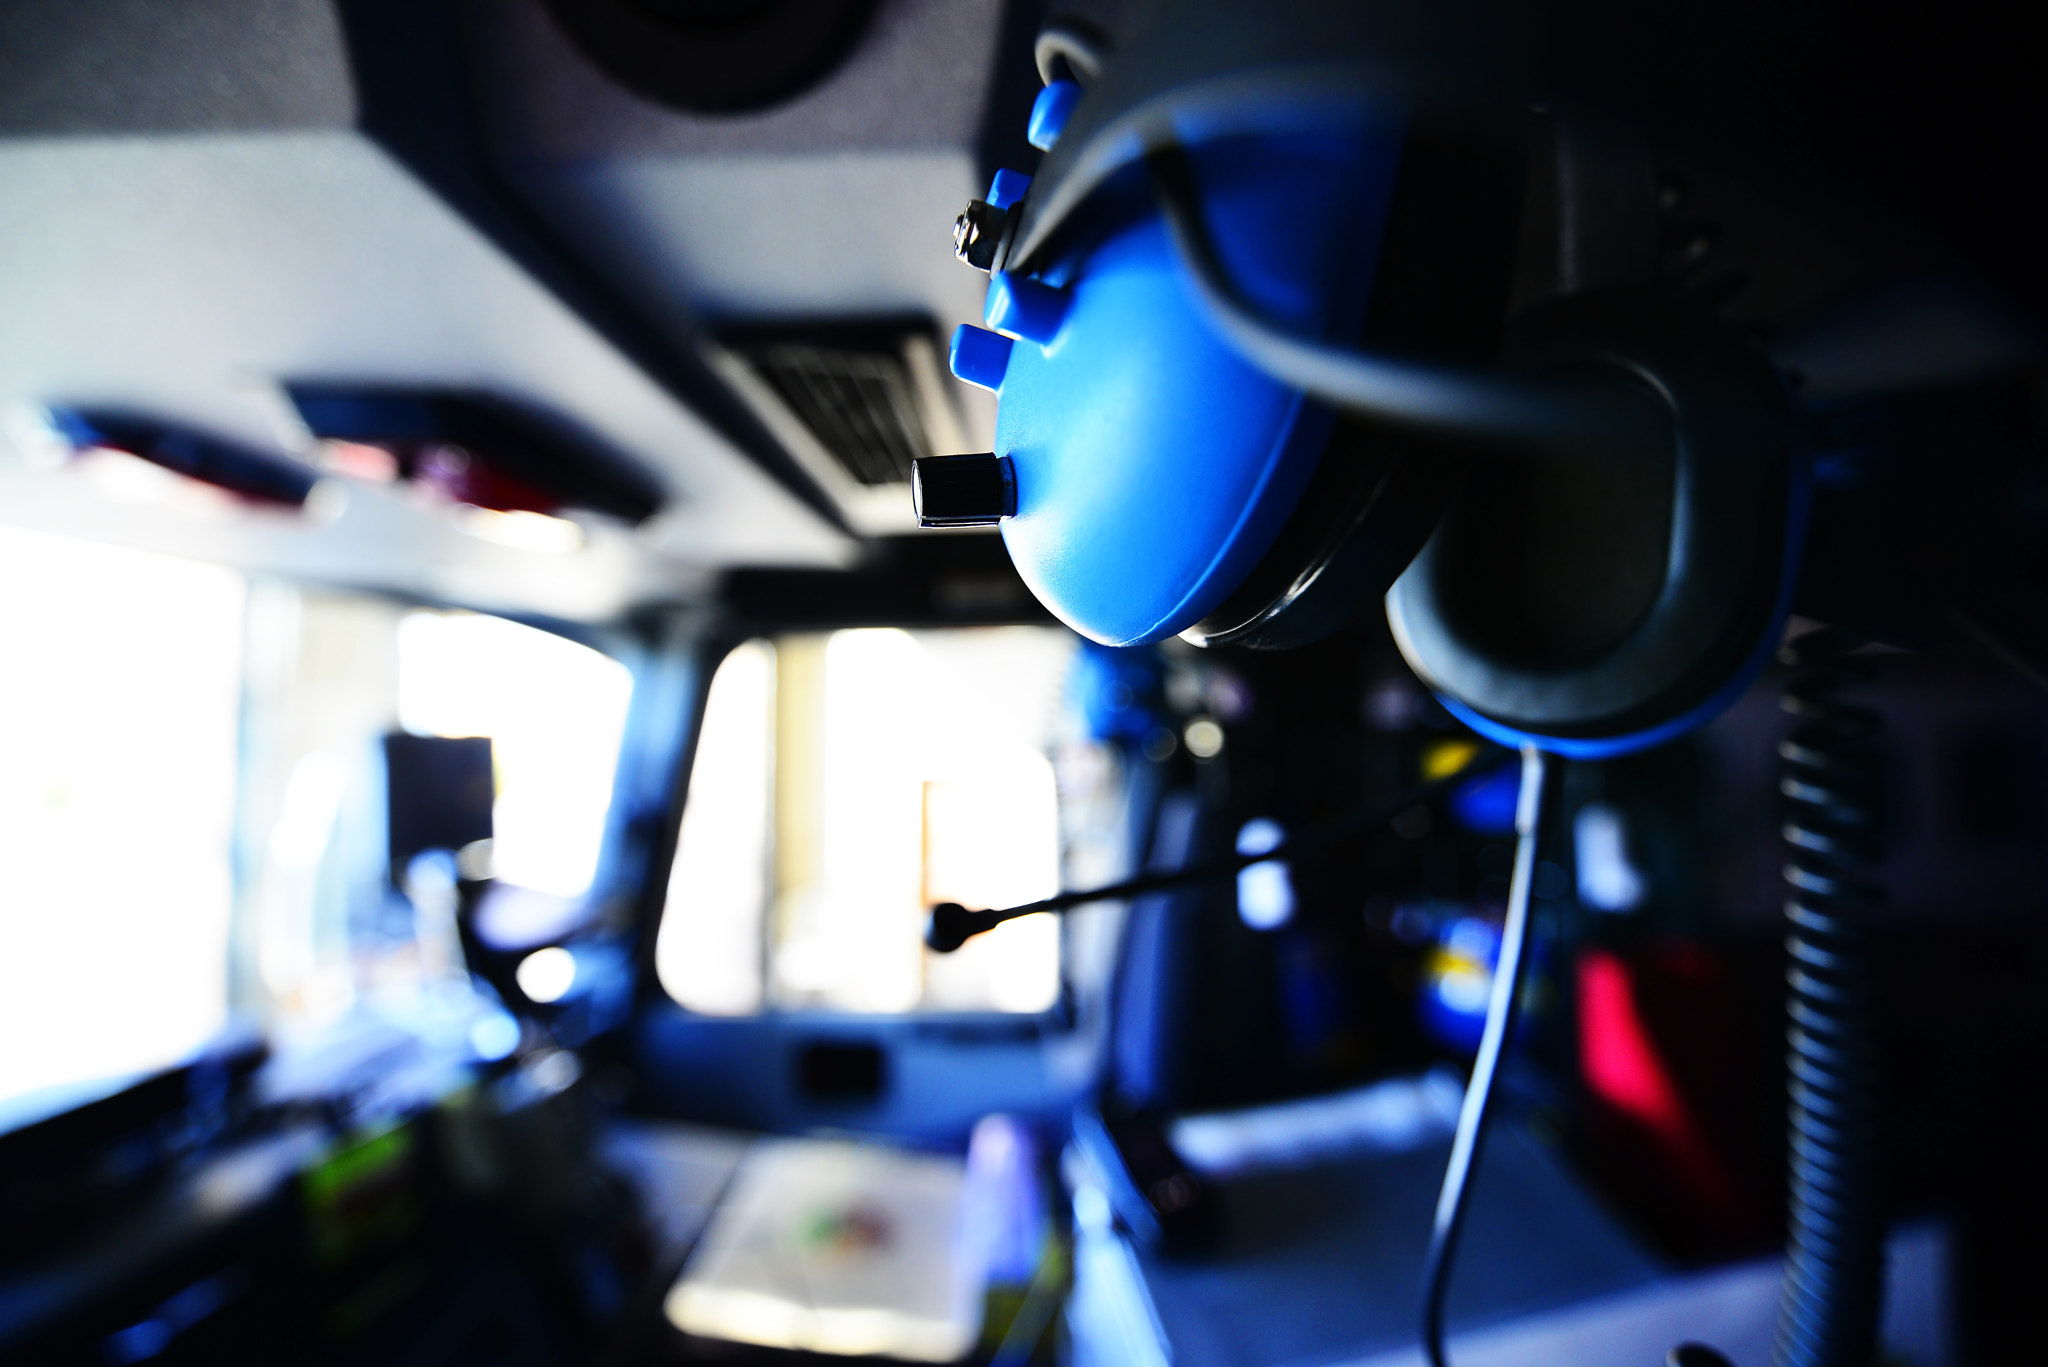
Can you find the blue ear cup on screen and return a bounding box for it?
[948,108,1417,648]
[937,96,1528,649]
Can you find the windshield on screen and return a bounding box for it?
[658,625,1095,1016]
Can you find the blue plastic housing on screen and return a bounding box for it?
[1027,81,1084,151]
[985,168,1033,209]
[948,80,1790,759]
[949,325,1014,393]
[953,115,1407,646]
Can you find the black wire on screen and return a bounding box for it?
[1143,144,1672,455]
[1034,18,1109,87]
[1419,743,1560,1367]
[925,746,1508,952]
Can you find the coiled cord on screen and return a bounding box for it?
[1774,628,1887,1367]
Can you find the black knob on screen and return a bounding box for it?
[912,453,1015,527]
[953,199,1008,271]
[1666,1345,1735,1367]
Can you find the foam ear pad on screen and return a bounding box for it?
[1386,294,1801,749]
[1180,414,1468,650]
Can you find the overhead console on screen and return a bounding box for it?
[0,0,927,616]
[454,0,1040,534]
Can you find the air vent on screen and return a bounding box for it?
[739,342,931,487]
[712,325,972,536]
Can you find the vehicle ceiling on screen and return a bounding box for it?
[0,0,1027,622]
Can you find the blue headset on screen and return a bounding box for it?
[916,4,1808,759]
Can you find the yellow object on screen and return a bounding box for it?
[1422,739,1482,783]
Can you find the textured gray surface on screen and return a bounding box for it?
[0,0,355,136]
[1326,1223,1952,1367]
[461,0,1011,161]
[603,1119,755,1264]
[464,0,1000,437]
[502,150,988,331]
[1077,1125,1663,1367]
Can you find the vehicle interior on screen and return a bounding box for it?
[2,2,2044,1365]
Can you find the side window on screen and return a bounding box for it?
[0,526,244,1110]
[0,519,634,1116]
[395,610,632,898]
[658,627,1076,1016]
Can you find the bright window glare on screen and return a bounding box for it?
[0,526,242,1110]
[0,530,637,1116]
[659,640,774,1016]
[659,627,1071,1016]
[801,628,1065,1013]
[397,611,632,898]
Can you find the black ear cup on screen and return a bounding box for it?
[1386,294,1800,746]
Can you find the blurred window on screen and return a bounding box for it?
[395,611,632,898]
[0,525,630,1118]
[0,527,243,1112]
[659,627,1077,1016]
